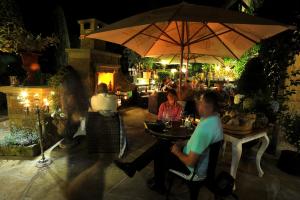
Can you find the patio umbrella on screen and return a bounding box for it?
[86,2,291,88]
[158,54,224,66]
[157,53,224,80]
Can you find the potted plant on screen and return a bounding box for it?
[0,22,58,85]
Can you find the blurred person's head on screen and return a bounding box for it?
[216,82,224,92]
[198,91,219,117]
[60,65,89,116]
[165,77,171,83]
[97,83,108,94]
[166,89,178,105]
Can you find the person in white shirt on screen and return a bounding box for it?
[91,83,118,116]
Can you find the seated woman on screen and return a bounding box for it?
[157,89,182,121]
[114,91,223,194]
[90,83,117,116]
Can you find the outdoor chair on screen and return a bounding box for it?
[166,141,223,200]
[86,112,126,158]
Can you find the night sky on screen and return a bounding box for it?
[15,1,299,31]
[14,0,300,47]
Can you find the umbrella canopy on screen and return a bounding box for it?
[87,2,289,59]
[157,53,224,66]
[86,2,291,86]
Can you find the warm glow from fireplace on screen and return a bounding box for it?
[98,72,114,89]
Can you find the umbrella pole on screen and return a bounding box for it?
[179,21,185,96]
[179,44,184,94]
[185,22,190,83]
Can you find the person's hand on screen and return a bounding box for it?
[175,140,186,148]
[171,144,181,156]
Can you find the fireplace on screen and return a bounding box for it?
[97,72,114,90]
[66,18,123,95]
[96,65,119,91]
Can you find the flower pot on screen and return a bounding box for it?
[277,150,300,176]
[20,52,40,71]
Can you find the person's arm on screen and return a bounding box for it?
[171,123,214,167]
[174,106,183,121]
[157,103,165,120]
[171,144,200,167]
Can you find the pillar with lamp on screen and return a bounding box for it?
[17,90,53,168]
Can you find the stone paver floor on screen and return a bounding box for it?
[0,107,300,200]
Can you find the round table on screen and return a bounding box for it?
[144,121,194,141]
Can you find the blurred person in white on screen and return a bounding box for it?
[91,83,118,116]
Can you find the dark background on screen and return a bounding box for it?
[15,0,299,47]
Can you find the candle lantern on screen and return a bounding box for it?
[17,90,53,168]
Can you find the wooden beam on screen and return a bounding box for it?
[122,24,153,45]
[140,32,177,45]
[144,22,173,56]
[186,24,206,45]
[221,23,258,44]
[153,23,180,45]
[189,29,231,45]
[205,23,239,59]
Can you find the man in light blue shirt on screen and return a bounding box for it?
[114,91,223,194]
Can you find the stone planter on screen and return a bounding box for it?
[0,144,40,157]
[277,150,300,176]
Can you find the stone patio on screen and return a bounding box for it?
[0,107,300,200]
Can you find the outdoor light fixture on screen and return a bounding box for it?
[171,68,178,74]
[17,91,53,168]
[181,67,187,73]
[160,60,169,66]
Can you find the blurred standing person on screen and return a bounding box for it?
[58,66,89,149]
[179,81,196,118]
[215,82,229,115]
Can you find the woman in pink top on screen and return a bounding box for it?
[158,89,183,121]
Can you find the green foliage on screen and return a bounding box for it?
[157,71,171,82]
[123,48,157,70]
[244,0,264,15]
[224,45,260,77]
[47,66,70,111]
[0,125,38,147]
[258,27,300,150]
[237,57,269,96]
[0,23,58,53]
[189,63,202,76]
[0,0,23,24]
[259,29,300,100]
[281,113,300,153]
